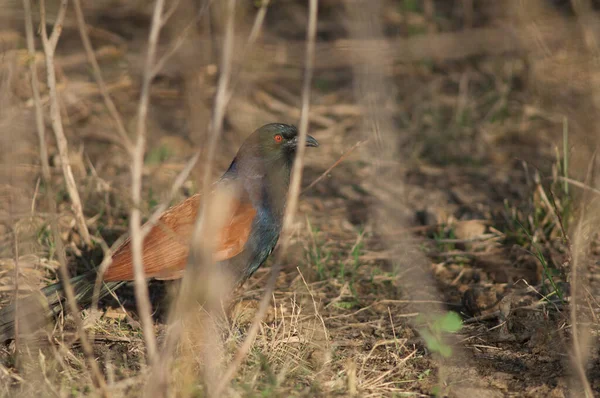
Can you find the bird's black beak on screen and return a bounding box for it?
[305,135,319,148]
[288,135,319,150]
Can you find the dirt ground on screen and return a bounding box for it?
[1,0,600,397]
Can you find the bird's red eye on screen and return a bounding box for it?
[274,134,283,143]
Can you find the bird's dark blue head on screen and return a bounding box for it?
[242,123,318,162]
[222,123,319,211]
[226,123,319,176]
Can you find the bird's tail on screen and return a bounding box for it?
[0,272,125,342]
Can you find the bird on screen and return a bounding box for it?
[0,123,319,342]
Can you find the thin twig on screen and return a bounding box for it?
[90,151,200,314]
[198,0,236,198]
[29,0,107,392]
[151,0,214,77]
[565,114,595,397]
[569,211,594,398]
[72,0,133,153]
[150,0,238,394]
[225,0,271,105]
[161,0,182,25]
[40,0,91,246]
[297,267,329,342]
[302,139,366,194]
[41,0,68,53]
[12,221,19,351]
[19,0,55,354]
[147,1,276,388]
[277,0,319,260]
[52,219,108,393]
[547,186,572,272]
[143,154,201,239]
[130,0,166,367]
[214,0,319,394]
[7,164,20,351]
[23,2,50,184]
[246,0,270,45]
[557,176,600,196]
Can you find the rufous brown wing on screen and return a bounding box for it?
[103,193,257,281]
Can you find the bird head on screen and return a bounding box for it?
[256,123,319,159]
[235,123,319,168]
[224,123,319,211]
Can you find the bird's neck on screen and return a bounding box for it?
[223,156,291,220]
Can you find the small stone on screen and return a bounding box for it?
[453,220,487,240]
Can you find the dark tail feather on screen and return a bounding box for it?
[0,273,125,342]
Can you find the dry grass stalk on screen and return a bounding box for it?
[225,0,271,104]
[90,151,201,316]
[343,0,463,393]
[23,0,108,393]
[72,0,133,153]
[246,0,270,49]
[302,139,367,194]
[10,217,19,350]
[214,0,319,394]
[151,0,213,78]
[21,0,48,355]
[22,0,50,184]
[570,204,595,398]
[168,189,236,397]
[50,215,109,394]
[5,132,21,352]
[566,143,596,397]
[130,0,166,368]
[280,0,319,245]
[146,0,239,394]
[296,267,328,343]
[39,0,91,247]
[144,0,283,391]
[197,0,236,199]
[558,176,600,196]
[562,1,597,395]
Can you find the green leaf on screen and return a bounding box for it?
[439,344,453,358]
[439,312,462,332]
[420,330,440,352]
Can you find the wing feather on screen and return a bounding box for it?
[103,193,256,281]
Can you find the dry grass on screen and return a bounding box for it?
[2,0,600,397]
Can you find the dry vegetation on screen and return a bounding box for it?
[2,0,600,396]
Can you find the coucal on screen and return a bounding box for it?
[0,123,318,342]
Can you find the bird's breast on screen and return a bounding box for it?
[233,205,281,280]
